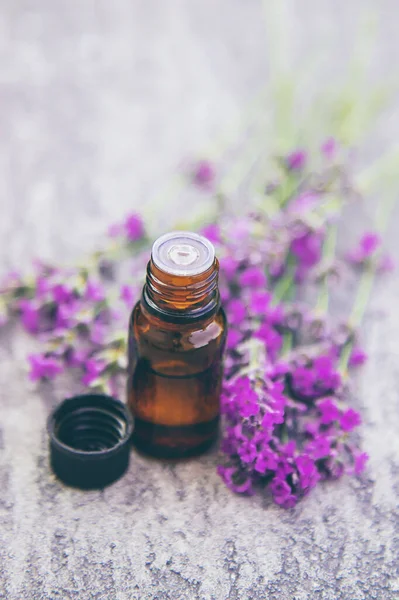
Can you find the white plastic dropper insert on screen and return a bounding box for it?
[151,231,215,277]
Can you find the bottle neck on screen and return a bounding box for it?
[142,258,220,322]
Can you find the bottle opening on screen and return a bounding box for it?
[152,231,215,276]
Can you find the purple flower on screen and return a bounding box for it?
[56,302,77,329]
[280,440,296,458]
[261,409,284,429]
[221,377,263,420]
[66,348,88,368]
[305,421,319,437]
[270,477,297,507]
[220,425,244,455]
[254,455,268,474]
[254,323,282,360]
[292,355,341,400]
[265,303,285,326]
[219,256,239,281]
[259,392,286,429]
[217,465,253,495]
[268,379,287,407]
[192,160,215,189]
[360,233,380,255]
[220,391,234,419]
[291,230,323,270]
[120,285,136,308]
[82,358,106,385]
[19,299,40,333]
[275,460,294,478]
[227,299,247,326]
[305,434,331,459]
[321,137,336,160]
[271,476,291,498]
[85,280,105,303]
[36,276,51,297]
[90,322,107,345]
[254,448,279,474]
[28,354,63,381]
[340,408,361,432]
[318,398,340,424]
[201,223,221,245]
[277,494,297,508]
[238,439,257,464]
[349,347,368,367]
[249,291,272,315]
[267,360,290,380]
[353,451,369,475]
[291,365,314,398]
[347,232,381,265]
[226,328,242,351]
[220,286,230,304]
[313,355,341,391]
[239,266,267,289]
[237,387,260,419]
[286,149,307,171]
[124,214,145,241]
[296,455,320,491]
[52,284,74,304]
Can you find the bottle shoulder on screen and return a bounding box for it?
[130,302,227,351]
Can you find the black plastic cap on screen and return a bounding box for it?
[47,394,134,489]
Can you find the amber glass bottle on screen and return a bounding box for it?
[127,231,227,458]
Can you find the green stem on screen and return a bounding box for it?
[272,260,296,304]
[281,330,293,357]
[348,266,375,328]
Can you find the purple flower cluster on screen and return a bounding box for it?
[291,229,324,281]
[28,354,63,381]
[218,362,365,507]
[219,351,366,507]
[1,259,134,393]
[289,354,341,401]
[212,142,380,506]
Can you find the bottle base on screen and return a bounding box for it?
[132,416,220,459]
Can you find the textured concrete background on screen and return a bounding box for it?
[1,1,399,599]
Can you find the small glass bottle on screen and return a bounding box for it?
[127,231,227,458]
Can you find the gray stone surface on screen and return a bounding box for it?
[1,1,399,599]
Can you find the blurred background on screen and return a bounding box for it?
[2,4,399,599]
[1,0,398,275]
